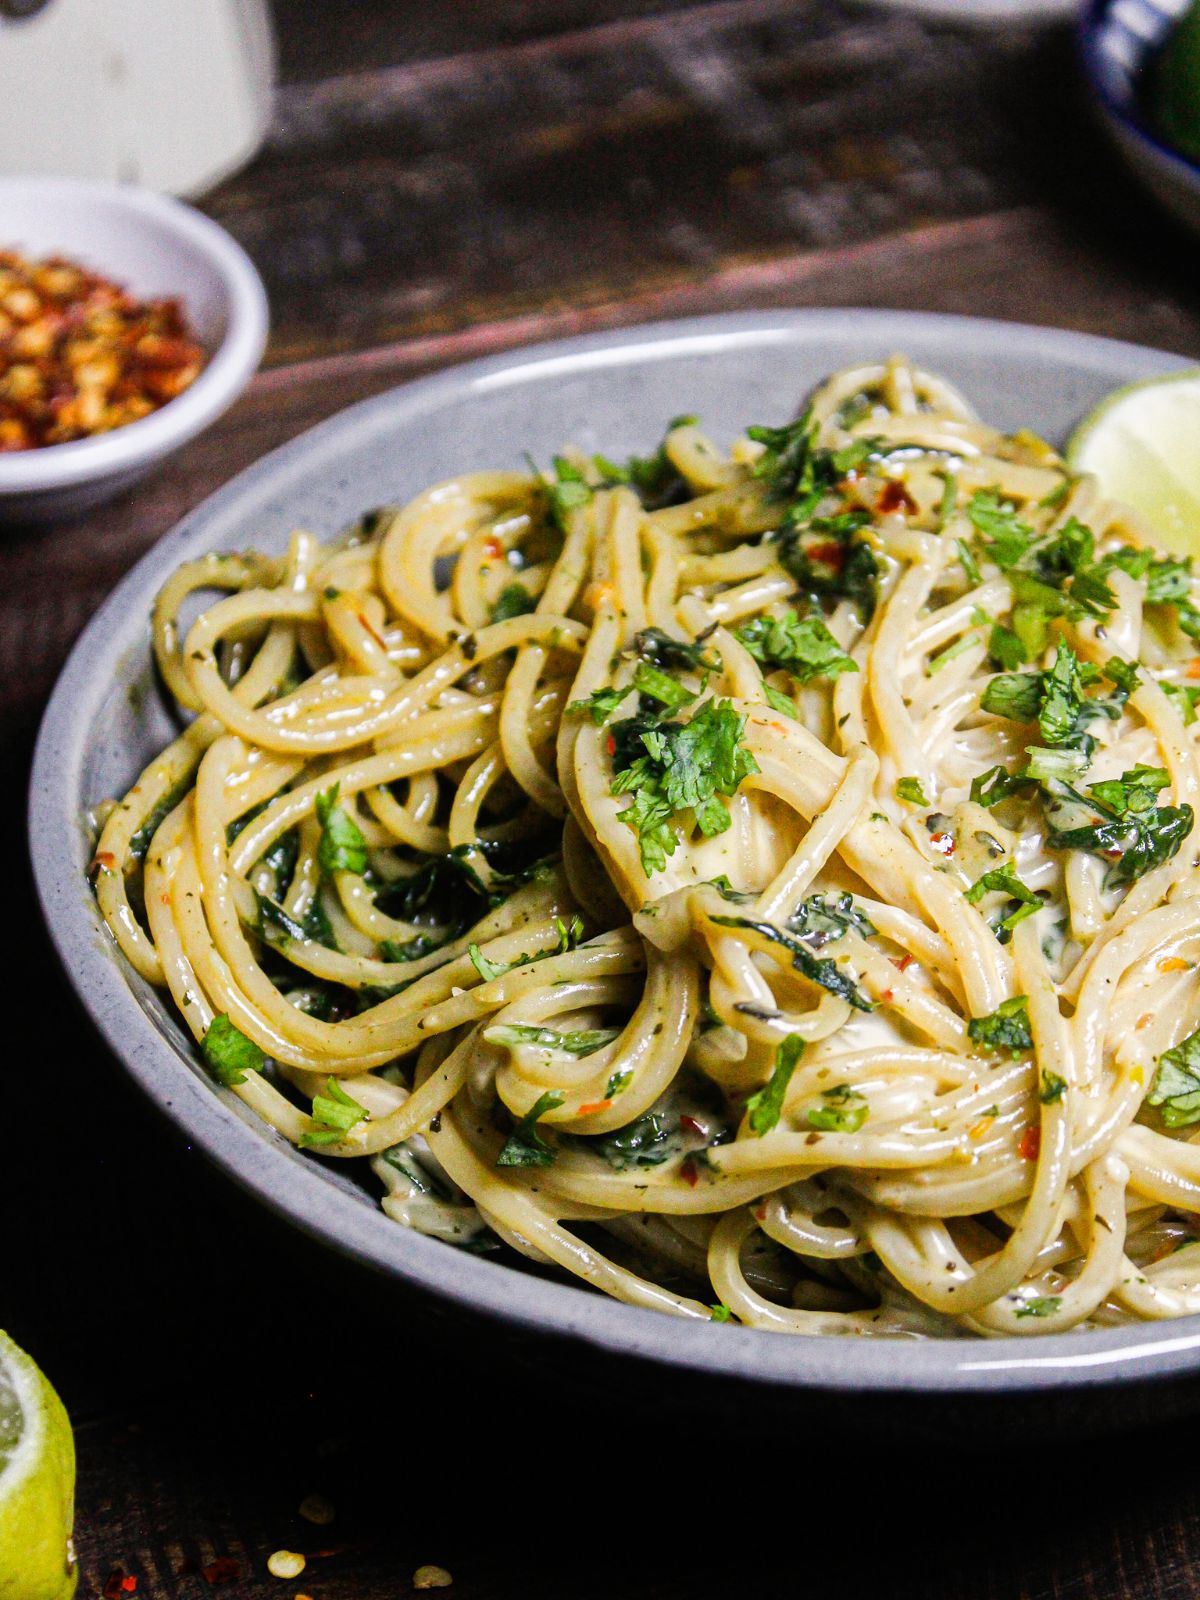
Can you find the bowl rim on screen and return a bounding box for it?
[1079,0,1200,185]
[31,304,1200,1396]
[0,177,268,491]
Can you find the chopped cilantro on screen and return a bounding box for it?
[967,996,1033,1054]
[896,776,928,806]
[746,1034,804,1135]
[967,489,1034,567]
[568,684,632,724]
[300,1076,370,1147]
[965,863,1041,937]
[315,783,368,877]
[1044,769,1192,888]
[709,1303,735,1322]
[806,1082,869,1133]
[1148,1029,1200,1127]
[1015,1295,1061,1319]
[496,1090,564,1167]
[956,538,982,587]
[927,632,980,675]
[789,891,876,947]
[632,627,721,675]
[1039,1069,1067,1104]
[484,1023,620,1056]
[605,1068,633,1098]
[710,915,874,1011]
[593,416,698,509]
[763,683,797,717]
[734,610,856,684]
[202,1014,264,1087]
[988,624,1028,670]
[610,699,759,875]
[632,660,695,712]
[1163,681,1200,726]
[490,583,535,622]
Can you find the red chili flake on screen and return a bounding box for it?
[102,1572,135,1600]
[877,479,917,514]
[753,1202,768,1221]
[606,733,616,757]
[90,850,116,874]
[122,1582,137,1595]
[807,541,845,571]
[891,953,914,973]
[201,1558,241,1586]
[577,1098,612,1116]
[679,1114,705,1137]
[879,988,895,1003]
[929,832,956,856]
[680,1157,699,1187]
[482,534,504,561]
[1018,1125,1041,1162]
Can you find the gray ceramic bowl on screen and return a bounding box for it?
[30,309,1200,1431]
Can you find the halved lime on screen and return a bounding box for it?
[1067,369,1200,557]
[0,1332,77,1599]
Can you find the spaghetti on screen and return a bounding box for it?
[92,357,1200,1337]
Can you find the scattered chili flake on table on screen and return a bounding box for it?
[201,1556,241,1586]
[0,248,205,450]
[102,1571,137,1599]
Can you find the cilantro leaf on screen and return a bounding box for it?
[806,1082,869,1133]
[568,685,632,724]
[315,783,368,877]
[967,489,1034,567]
[970,764,1036,808]
[778,521,879,620]
[981,671,1043,723]
[988,624,1029,670]
[202,1014,265,1087]
[545,456,591,529]
[1044,771,1192,889]
[632,627,720,674]
[710,915,874,1011]
[1015,1295,1062,1319]
[484,1023,620,1056]
[734,610,856,684]
[593,416,698,509]
[965,863,1041,937]
[1040,1069,1067,1104]
[610,700,759,874]
[496,1090,565,1167]
[789,891,876,947]
[967,996,1033,1054]
[490,583,535,622]
[300,1075,370,1147]
[896,776,928,806]
[746,1034,804,1135]
[1163,681,1200,726]
[1149,1029,1200,1127]
[632,661,695,712]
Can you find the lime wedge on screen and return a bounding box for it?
[1067,370,1200,557]
[0,1332,77,1600]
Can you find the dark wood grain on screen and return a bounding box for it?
[7,0,1200,1595]
[206,0,1125,366]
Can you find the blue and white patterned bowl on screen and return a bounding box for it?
[1080,0,1200,237]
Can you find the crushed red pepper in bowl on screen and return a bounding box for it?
[0,248,205,451]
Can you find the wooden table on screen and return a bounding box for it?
[7,2,1200,1594]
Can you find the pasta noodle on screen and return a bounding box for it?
[92,356,1200,1338]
